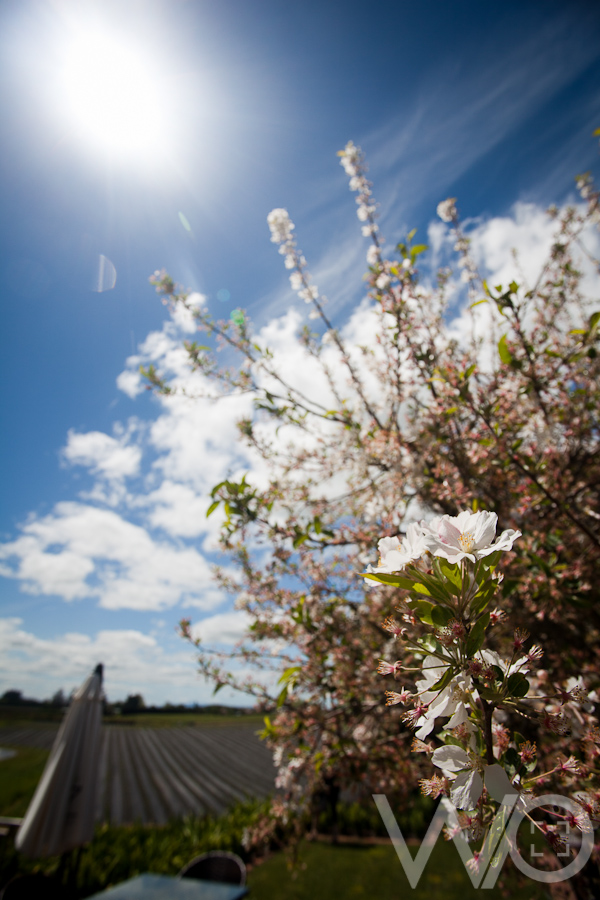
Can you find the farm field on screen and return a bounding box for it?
[0,717,275,825]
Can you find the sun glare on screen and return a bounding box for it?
[60,28,168,162]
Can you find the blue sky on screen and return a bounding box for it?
[1,0,599,705]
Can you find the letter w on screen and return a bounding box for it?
[373,794,518,889]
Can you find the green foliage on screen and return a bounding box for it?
[0,746,49,817]
[0,799,269,898]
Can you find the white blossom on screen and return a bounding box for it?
[437,197,457,223]
[432,746,517,810]
[366,245,379,266]
[414,657,476,740]
[299,285,319,303]
[367,523,430,575]
[267,208,294,244]
[361,223,378,237]
[423,509,521,564]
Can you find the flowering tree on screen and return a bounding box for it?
[145,140,600,872]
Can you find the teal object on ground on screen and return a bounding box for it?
[86,873,248,899]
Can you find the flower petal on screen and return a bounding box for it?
[450,769,483,809]
[469,510,496,546]
[432,745,469,773]
[484,764,517,803]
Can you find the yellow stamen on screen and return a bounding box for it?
[459,531,475,552]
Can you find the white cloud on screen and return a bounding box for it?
[148,392,256,489]
[191,610,252,646]
[116,367,143,399]
[63,428,142,480]
[0,502,222,611]
[143,481,216,538]
[0,618,250,706]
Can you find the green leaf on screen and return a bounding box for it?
[410,243,428,257]
[409,570,454,602]
[470,583,494,616]
[440,732,463,748]
[276,684,289,707]
[206,500,220,518]
[429,665,455,692]
[407,228,417,242]
[293,533,308,549]
[408,599,435,625]
[589,311,600,331]
[278,665,301,685]
[508,281,519,294]
[431,605,453,627]
[498,334,513,365]
[507,673,530,698]
[479,686,501,701]
[435,558,462,591]
[362,573,414,590]
[418,634,442,654]
[503,747,521,776]
[410,582,432,597]
[470,299,488,309]
[465,612,490,656]
[480,550,502,570]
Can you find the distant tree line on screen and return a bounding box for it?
[0,688,254,717]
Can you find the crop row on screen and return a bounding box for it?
[0,724,275,826]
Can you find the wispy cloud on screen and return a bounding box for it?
[260,11,600,328]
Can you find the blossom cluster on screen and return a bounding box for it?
[436,197,479,288]
[267,208,320,307]
[368,510,521,574]
[338,141,381,264]
[365,508,599,847]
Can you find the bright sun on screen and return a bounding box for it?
[60,27,168,161]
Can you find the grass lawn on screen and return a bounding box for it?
[0,746,49,817]
[247,840,551,900]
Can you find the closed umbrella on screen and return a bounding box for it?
[16,664,104,858]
